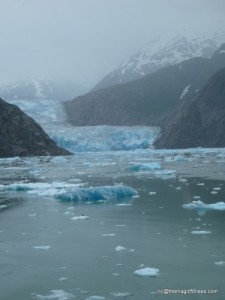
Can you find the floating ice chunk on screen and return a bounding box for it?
[3,181,83,198]
[70,215,90,221]
[128,162,161,172]
[110,292,134,298]
[149,192,156,195]
[214,261,225,266]
[0,205,7,211]
[191,231,211,235]
[115,246,126,251]
[182,201,225,212]
[154,169,176,177]
[57,185,138,203]
[134,267,159,277]
[32,289,75,299]
[101,233,116,237]
[85,296,105,300]
[33,246,52,250]
[58,277,68,281]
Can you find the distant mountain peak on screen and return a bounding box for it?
[0,78,86,101]
[92,31,225,91]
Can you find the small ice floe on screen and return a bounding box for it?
[134,267,159,277]
[182,201,225,215]
[128,162,161,172]
[154,169,176,178]
[214,261,225,266]
[149,192,156,195]
[101,233,116,237]
[0,205,7,211]
[70,215,90,221]
[58,277,68,281]
[191,231,211,235]
[32,289,75,299]
[33,246,52,250]
[115,245,126,252]
[85,296,105,300]
[110,292,134,298]
[28,213,37,217]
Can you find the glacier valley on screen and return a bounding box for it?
[1,99,225,300]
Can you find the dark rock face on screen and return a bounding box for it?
[64,44,225,127]
[154,67,225,149]
[0,98,71,157]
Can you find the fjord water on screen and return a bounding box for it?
[1,149,225,300]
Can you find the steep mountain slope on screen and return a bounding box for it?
[0,98,71,157]
[93,32,225,91]
[64,44,225,126]
[0,78,85,101]
[154,67,225,149]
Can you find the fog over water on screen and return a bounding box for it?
[0,0,225,89]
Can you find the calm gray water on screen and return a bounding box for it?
[0,149,225,300]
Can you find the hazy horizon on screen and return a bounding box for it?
[1,0,225,90]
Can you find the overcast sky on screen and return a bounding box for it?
[0,0,225,89]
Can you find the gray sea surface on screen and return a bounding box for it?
[0,149,225,300]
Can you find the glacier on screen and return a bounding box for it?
[6,99,160,153]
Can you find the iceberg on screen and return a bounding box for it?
[56,185,138,203]
[134,267,159,277]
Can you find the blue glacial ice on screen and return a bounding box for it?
[56,185,138,203]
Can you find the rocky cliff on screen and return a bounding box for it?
[154,67,225,149]
[0,98,71,157]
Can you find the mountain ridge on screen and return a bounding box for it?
[92,32,225,91]
[64,43,225,127]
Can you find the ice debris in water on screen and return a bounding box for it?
[183,201,225,212]
[85,296,106,300]
[115,245,126,251]
[3,181,84,197]
[134,267,159,277]
[214,261,225,266]
[33,246,52,250]
[110,292,134,298]
[32,289,75,299]
[128,162,161,172]
[56,185,138,203]
[191,230,212,235]
[71,215,90,221]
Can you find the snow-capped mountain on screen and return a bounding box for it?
[93,31,225,91]
[0,78,86,101]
